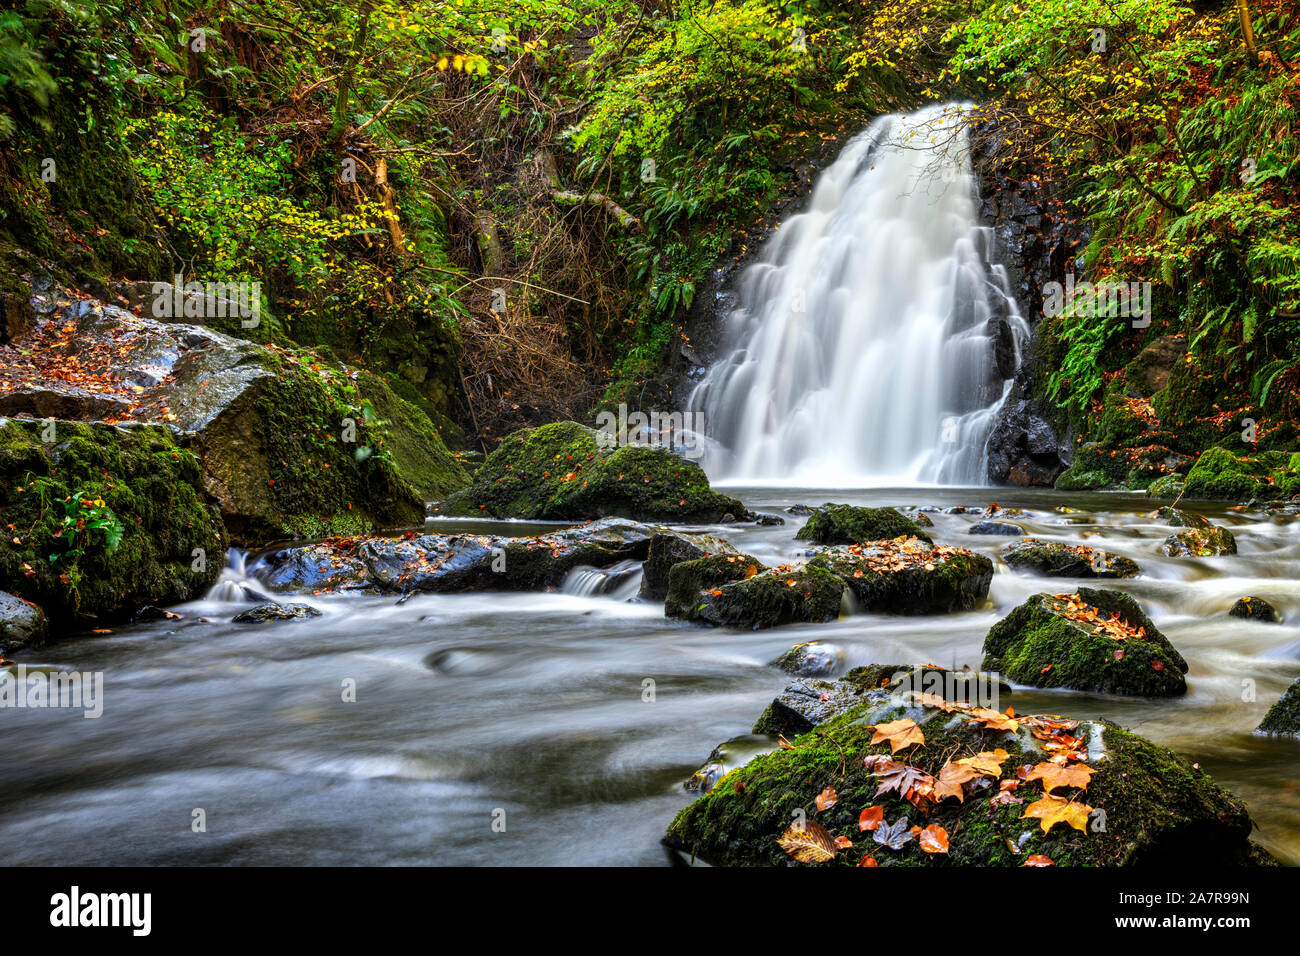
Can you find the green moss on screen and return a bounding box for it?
[1002,539,1141,578]
[355,370,469,500]
[982,589,1186,696]
[809,546,993,614]
[0,420,225,623]
[1257,679,1300,736]
[667,561,843,629]
[1160,526,1237,557]
[1054,466,1111,490]
[1145,474,1185,499]
[1183,447,1272,501]
[435,421,745,522]
[795,503,932,545]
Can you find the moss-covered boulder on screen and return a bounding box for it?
[1182,447,1300,502]
[1257,678,1300,736]
[0,292,468,544]
[640,529,740,601]
[0,420,226,625]
[435,421,745,523]
[795,503,932,545]
[1145,474,1185,499]
[982,588,1187,696]
[1230,596,1281,623]
[1002,538,1140,578]
[667,689,1267,866]
[809,540,992,614]
[1161,526,1237,557]
[1149,507,1210,528]
[0,590,48,654]
[770,641,841,677]
[666,560,843,629]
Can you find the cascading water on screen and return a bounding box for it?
[689,103,1028,486]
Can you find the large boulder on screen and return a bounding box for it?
[808,539,993,614]
[985,398,1070,487]
[640,529,740,600]
[795,503,932,545]
[259,517,658,594]
[0,288,468,544]
[434,421,745,523]
[1183,447,1300,502]
[0,590,48,654]
[666,686,1268,866]
[1257,678,1300,736]
[665,560,843,629]
[982,588,1187,696]
[0,419,225,625]
[1002,538,1140,578]
[1161,526,1237,557]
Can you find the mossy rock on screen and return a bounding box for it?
[666,561,844,629]
[1054,442,1127,490]
[1229,596,1281,623]
[795,503,932,545]
[354,371,469,501]
[1257,678,1300,735]
[1148,507,1209,528]
[435,422,745,523]
[640,529,740,601]
[982,588,1187,696]
[0,590,48,654]
[1145,474,1185,500]
[1183,448,1269,501]
[1054,466,1111,491]
[809,543,992,614]
[1002,538,1140,579]
[1160,526,1237,557]
[769,641,841,677]
[667,692,1265,866]
[0,420,225,624]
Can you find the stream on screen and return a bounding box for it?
[2,487,1299,866]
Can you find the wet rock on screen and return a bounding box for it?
[985,398,1069,487]
[795,503,932,545]
[260,517,658,594]
[754,513,785,526]
[1002,538,1140,578]
[232,602,322,623]
[1229,596,1281,623]
[1160,526,1237,557]
[784,504,813,515]
[1124,335,1186,395]
[1145,474,1185,500]
[1148,507,1210,528]
[982,587,1187,696]
[435,421,744,523]
[667,692,1268,866]
[751,675,881,737]
[666,561,843,629]
[770,641,840,677]
[640,529,740,601]
[809,540,992,614]
[684,735,779,794]
[0,591,47,654]
[1257,679,1300,736]
[968,520,1024,536]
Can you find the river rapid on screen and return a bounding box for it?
[2,487,1299,866]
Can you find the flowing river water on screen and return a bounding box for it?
[3,487,1299,866]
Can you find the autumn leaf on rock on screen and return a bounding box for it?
[776,820,838,863]
[918,824,949,854]
[970,707,1020,733]
[1024,794,1094,834]
[933,761,980,802]
[955,748,1010,777]
[858,805,885,831]
[815,786,838,812]
[858,855,879,867]
[873,816,916,851]
[1023,854,1055,867]
[869,718,925,752]
[834,835,854,850]
[873,759,937,806]
[1026,761,1095,794]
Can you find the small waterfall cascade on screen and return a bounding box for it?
[689,102,1029,486]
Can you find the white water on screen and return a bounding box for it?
[690,103,1029,487]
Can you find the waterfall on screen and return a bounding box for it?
[689,103,1028,486]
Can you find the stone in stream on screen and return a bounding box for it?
[809,540,993,614]
[968,520,1024,536]
[1148,506,1210,528]
[639,529,740,601]
[1257,678,1300,736]
[769,641,841,677]
[1160,526,1237,557]
[665,560,842,629]
[1001,538,1141,578]
[1229,596,1282,623]
[1145,474,1185,500]
[666,681,1272,866]
[794,503,933,545]
[433,421,746,523]
[232,602,322,623]
[982,587,1188,697]
[0,590,48,655]
[258,517,659,594]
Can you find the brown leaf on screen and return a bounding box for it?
[1023,795,1094,834]
[858,805,885,831]
[933,761,980,802]
[918,823,949,854]
[815,786,838,812]
[1025,761,1095,794]
[776,820,838,863]
[1024,854,1056,867]
[869,718,925,752]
